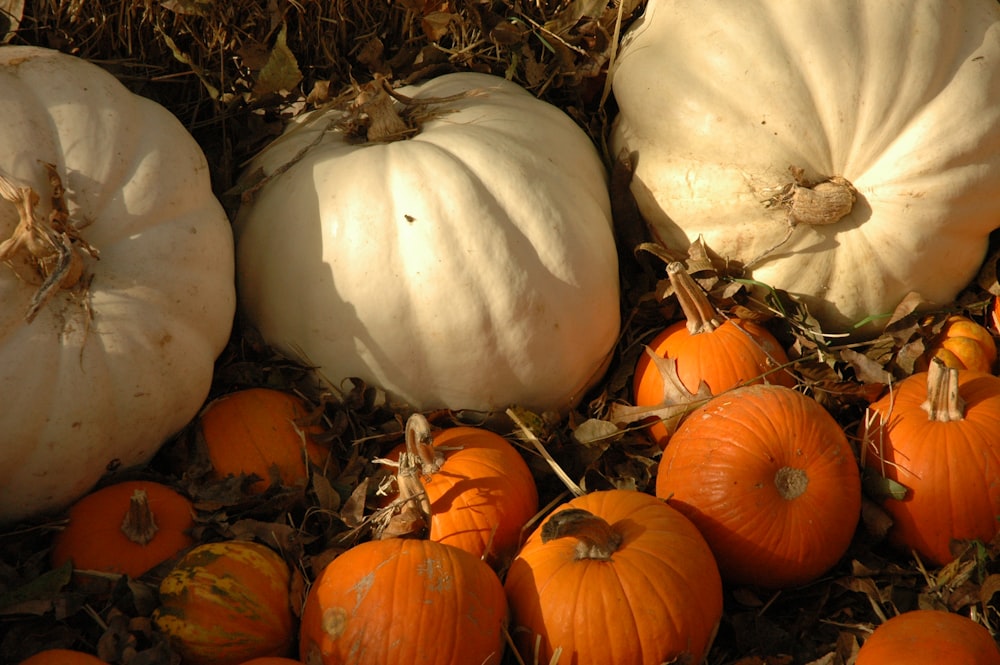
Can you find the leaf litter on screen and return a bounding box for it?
[4,1,1000,663]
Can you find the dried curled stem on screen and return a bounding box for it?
[667,261,721,335]
[0,164,98,322]
[541,508,623,561]
[747,166,856,269]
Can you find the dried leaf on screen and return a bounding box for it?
[253,23,303,97]
[1,0,24,43]
[0,560,73,615]
[606,350,713,435]
[544,0,609,34]
[571,418,621,446]
[838,347,892,385]
[862,467,909,502]
[159,0,212,16]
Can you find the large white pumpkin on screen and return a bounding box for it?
[610,0,1000,335]
[0,47,235,523]
[235,72,620,414]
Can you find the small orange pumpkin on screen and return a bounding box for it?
[504,489,723,665]
[919,314,997,373]
[18,650,106,665]
[633,261,794,446]
[380,413,538,567]
[656,384,861,588]
[153,540,295,665]
[861,360,1000,566]
[299,535,508,665]
[198,387,333,493]
[50,480,194,579]
[855,609,1000,665]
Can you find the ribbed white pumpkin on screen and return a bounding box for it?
[235,72,620,413]
[611,0,1000,335]
[0,47,235,523]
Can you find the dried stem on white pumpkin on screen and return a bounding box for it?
[0,164,97,322]
[666,261,721,334]
[747,167,856,269]
[541,508,623,561]
[921,358,966,422]
[120,489,159,546]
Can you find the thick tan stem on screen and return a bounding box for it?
[120,489,159,545]
[540,508,622,561]
[666,261,720,335]
[404,413,445,475]
[921,358,966,422]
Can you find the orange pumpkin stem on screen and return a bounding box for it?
[921,358,966,422]
[405,413,445,475]
[667,262,720,335]
[540,508,623,560]
[120,489,159,546]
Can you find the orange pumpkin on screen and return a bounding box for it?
[861,360,1000,566]
[198,387,333,493]
[855,609,1000,665]
[503,489,723,665]
[381,413,538,567]
[919,314,997,373]
[299,536,508,665]
[657,384,861,588]
[50,480,194,579]
[19,650,106,665]
[633,261,794,446]
[153,540,295,665]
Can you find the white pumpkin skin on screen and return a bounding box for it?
[610,0,1000,335]
[0,47,235,523]
[235,72,620,413]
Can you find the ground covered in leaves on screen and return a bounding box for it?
[3,1,1000,664]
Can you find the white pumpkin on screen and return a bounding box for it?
[0,47,235,523]
[235,72,620,414]
[610,0,1000,335]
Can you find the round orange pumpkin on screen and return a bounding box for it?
[656,384,861,588]
[861,360,1000,566]
[633,261,794,446]
[198,387,333,493]
[153,540,295,665]
[381,414,538,567]
[19,650,106,665]
[504,489,723,665]
[919,314,997,373]
[855,609,1000,665]
[50,480,194,579]
[299,536,508,665]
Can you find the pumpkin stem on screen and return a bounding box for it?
[667,262,720,335]
[921,358,966,422]
[379,451,433,540]
[405,413,445,475]
[774,467,809,500]
[0,165,97,322]
[120,489,159,546]
[540,508,622,561]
